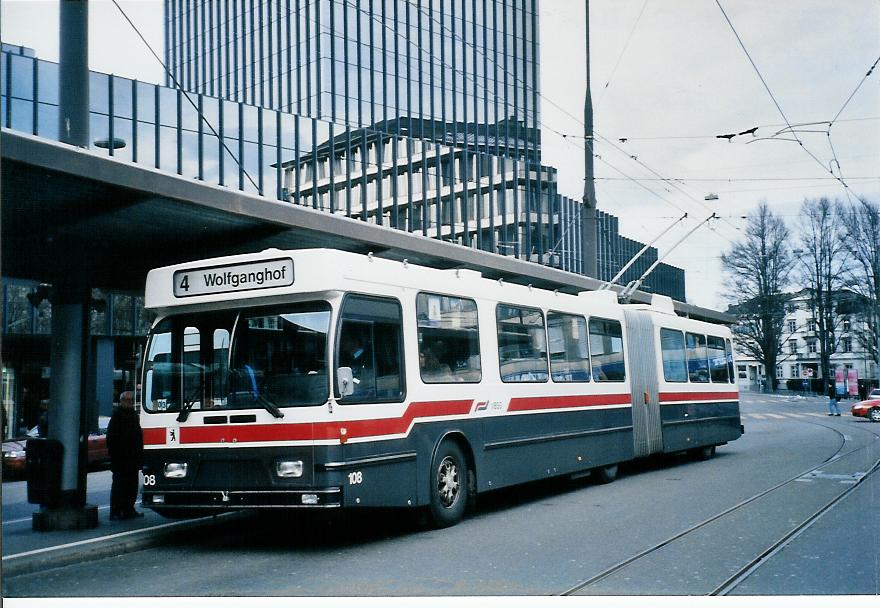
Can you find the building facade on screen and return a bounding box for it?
[163,0,685,296]
[733,289,876,392]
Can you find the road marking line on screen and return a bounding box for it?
[785,413,808,418]
[764,413,786,419]
[748,414,768,420]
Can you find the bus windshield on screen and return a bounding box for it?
[143,302,331,414]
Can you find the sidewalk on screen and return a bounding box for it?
[2,496,235,577]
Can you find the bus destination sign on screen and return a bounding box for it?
[173,258,294,297]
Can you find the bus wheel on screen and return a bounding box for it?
[429,440,469,528]
[595,464,618,484]
[694,445,716,460]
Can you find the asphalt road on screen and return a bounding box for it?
[3,391,879,597]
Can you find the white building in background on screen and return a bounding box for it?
[733,289,876,392]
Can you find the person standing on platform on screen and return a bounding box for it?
[107,390,144,519]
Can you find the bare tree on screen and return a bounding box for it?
[793,197,850,386]
[721,202,794,391]
[840,198,880,379]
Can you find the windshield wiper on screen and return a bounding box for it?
[255,393,285,419]
[176,392,199,422]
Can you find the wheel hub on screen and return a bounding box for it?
[437,456,459,507]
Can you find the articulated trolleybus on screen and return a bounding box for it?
[140,249,742,527]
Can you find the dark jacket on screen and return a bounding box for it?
[107,407,144,469]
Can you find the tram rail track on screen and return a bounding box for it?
[560,417,880,596]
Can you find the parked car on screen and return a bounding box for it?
[2,416,111,480]
[851,393,880,422]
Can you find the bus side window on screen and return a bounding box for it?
[707,335,729,383]
[660,328,688,383]
[496,304,548,383]
[685,332,710,383]
[416,293,481,383]
[589,318,625,382]
[725,339,736,384]
[336,295,405,403]
[547,312,590,382]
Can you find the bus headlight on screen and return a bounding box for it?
[276,460,304,478]
[163,462,188,478]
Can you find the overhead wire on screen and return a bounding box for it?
[714,0,869,204]
[595,0,650,110]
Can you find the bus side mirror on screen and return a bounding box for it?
[337,367,355,397]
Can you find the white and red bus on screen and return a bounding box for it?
[139,249,742,527]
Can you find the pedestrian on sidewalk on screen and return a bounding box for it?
[107,390,144,520]
[827,381,841,416]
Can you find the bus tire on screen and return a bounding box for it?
[595,463,618,484]
[694,445,716,460]
[428,440,469,528]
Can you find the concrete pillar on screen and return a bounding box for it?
[35,282,98,530]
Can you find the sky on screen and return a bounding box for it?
[1,0,878,311]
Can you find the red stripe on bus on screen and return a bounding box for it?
[143,427,166,445]
[176,399,474,444]
[508,393,631,412]
[659,391,739,402]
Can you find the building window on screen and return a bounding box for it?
[789,339,798,354]
[788,319,796,333]
[790,364,799,378]
[807,318,816,332]
[776,365,783,379]
[842,337,852,353]
[842,318,851,332]
[807,340,817,354]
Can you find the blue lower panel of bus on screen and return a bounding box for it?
[659,401,743,453]
[478,407,634,491]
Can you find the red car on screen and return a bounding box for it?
[2,416,110,480]
[851,389,880,423]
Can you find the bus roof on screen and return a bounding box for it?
[145,249,704,324]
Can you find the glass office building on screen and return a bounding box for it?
[165,0,562,262]
[165,0,539,154]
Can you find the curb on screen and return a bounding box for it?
[2,512,239,577]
